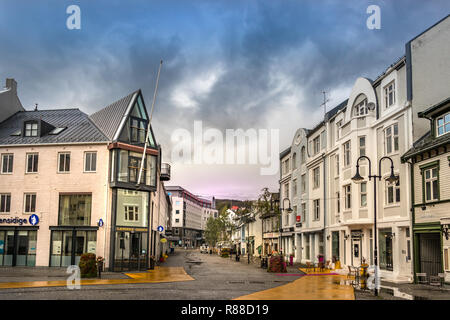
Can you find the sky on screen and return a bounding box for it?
[0,0,449,200]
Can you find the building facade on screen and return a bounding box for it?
[0,81,171,271]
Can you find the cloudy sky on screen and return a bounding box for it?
[0,0,449,200]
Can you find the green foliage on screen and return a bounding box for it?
[79,253,97,278]
[255,188,279,217]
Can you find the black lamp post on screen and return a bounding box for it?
[280,198,293,256]
[351,155,398,297]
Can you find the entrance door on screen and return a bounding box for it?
[352,239,361,266]
[419,233,441,276]
[114,231,148,271]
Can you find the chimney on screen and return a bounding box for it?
[5,78,17,95]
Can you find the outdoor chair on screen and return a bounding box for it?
[429,273,445,288]
[416,273,428,285]
[306,261,312,273]
[347,266,353,279]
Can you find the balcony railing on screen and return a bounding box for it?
[161,163,171,181]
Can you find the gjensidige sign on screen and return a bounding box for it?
[0,215,39,226]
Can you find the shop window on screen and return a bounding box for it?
[50,230,96,267]
[58,194,92,226]
[0,230,37,266]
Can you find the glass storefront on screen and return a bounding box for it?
[50,229,97,267]
[112,188,150,271]
[0,229,37,266]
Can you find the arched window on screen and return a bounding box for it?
[292,153,297,169]
[353,94,368,117]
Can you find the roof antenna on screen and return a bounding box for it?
[321,91,329,117]
[34,103,38,111]
[137,60,163,187]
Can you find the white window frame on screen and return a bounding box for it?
[344,185,351,210]
[360,182,367,207]
[0,193,11,213]
[313,136,320,155]
[343,141,351,167]
[124,205,139,221]
[436,112,450,137]
[26,153,39,173]
[359,136,366,157]
[385,123,399,155]
[24,193,36,214]
[84,151,97,173]
[313,167,320,189]
[293,179,297,196]
[335,154,340,176]
[58,152,71,173]
[313,199,320,221]
[424,167,439,202]
[25,122,38,137]
[354,99,368,117]
[301,174,306,194]
[336,121,342,141]
[1,154,13,174]
[386,178,400,205]
[384,80,396,108]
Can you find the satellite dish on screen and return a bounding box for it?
[367,102,376,111]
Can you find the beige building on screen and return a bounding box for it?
[0,80,171,271]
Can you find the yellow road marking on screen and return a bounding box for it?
[0,267,194,290]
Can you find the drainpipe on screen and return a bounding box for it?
[322,152,327,260]
[406,159,416,283]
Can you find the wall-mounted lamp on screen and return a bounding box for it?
[344,234,350,240]
[326,235,330,240]
[421,205,426,211]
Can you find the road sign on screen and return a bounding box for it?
[157,226,164,232]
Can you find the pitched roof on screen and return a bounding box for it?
[402,131,450,160]
[0,109,108,145]
[89,90,138,140]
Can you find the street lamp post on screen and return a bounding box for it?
[351,155,398,297]
[280,198,293,258]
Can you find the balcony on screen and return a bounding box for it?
[161,163,171,181]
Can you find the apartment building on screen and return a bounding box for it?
[166,186,216,247]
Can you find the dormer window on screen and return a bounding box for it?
[353,98,368,117]
[24,121,38,137]
[437,112,450,137]
[384,81,396,108]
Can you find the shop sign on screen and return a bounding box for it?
[0,217,32,226]
[52,241,62,255]
[87,241,96,254]
[116,227,148,232]
[157,225,164,232]
[29,214,39,226]
[296,215,301,222]
[98,219,104,227]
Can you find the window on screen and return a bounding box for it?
[313,167,320,189]
[385,124,399,154]
[0,194,11,213]
[284,183,290,198]
[117,150,157,186]
[313,137,320,155]
[344,185,351,210]
[424,167,439,202]
[84,152,97,172]
[26,153,39,173]
[320,131,326,150]
[292,153,297,170]
[335,154,340,176]
[300,147,306,164]
[293,179,297,196]
[24,193,36,213]
[343,141,351,167]
[359,136,366,157]
[336,121,342,141]
[386,179,400,205]
[301,203,306,222]
[360,182,367,207]
[313,199,320,221]
[124,206,139,221]
[354,99,368,116]
[58,194,92,225]
[130,118,148,144]
[301,174,306,194]
[437,113,450,136]
[336,192,340,213]
[175,218,180,223]
[176,210,180,214]
[384,81,396,108]
[24,122,38,137]
[1,154,13,174]
[58,152,71,173]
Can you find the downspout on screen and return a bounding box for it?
[322,152,327,260]
[406,159,415,282]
